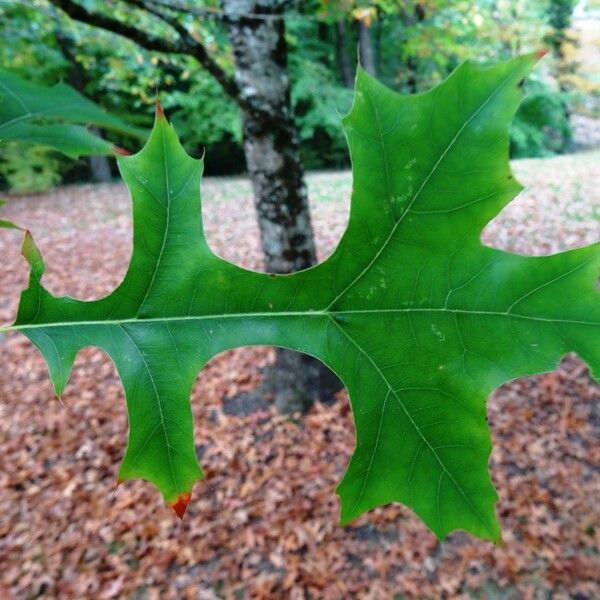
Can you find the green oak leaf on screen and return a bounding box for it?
[0,221,18,229]
[0,220,20,230]
[0,69,146,158]
[0,200,21,229]
[3,54,599,541]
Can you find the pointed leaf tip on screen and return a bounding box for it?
[536,48,549,59]
[170,492,191,518]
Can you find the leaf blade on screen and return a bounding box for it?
[0,69,146,157]
[6,55,599,537]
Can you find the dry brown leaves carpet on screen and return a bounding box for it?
[0,151,599,599]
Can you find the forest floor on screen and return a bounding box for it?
[0,150,599,599]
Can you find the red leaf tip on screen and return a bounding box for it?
[536,48,549,59]
[156,99,165,120]
[170,492,191,519]
[113,146,131,156]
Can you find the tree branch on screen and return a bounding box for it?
[49,0,242,105]
[124,0,241,102]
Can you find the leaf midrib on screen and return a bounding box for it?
[4,308,598,333]
[119,325,179,492]
[134,122,172,317]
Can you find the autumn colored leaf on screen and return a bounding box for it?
[2,53,598,542]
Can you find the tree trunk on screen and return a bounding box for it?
[89,127,113,182]
[223,0,341,414]
[335,20,354,88]
[89,155,112,182]
[223,0,316,273]
[358,20,376,75]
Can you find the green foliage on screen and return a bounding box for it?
[0,199,21,229]
[165,73,242,148]
[511,78,572,157]
[367,1,549,90]
[286,17,353,168]
[0,1,71,84]
[4,55,599,541]
[303,0,573,161]
[0,141,63,194]
[545,0,577,52]
[290,58,354,168]
[2,1,581,175]
[0,69,145,158]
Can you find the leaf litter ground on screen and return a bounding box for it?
[0,150,599,599]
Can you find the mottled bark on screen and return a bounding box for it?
[223,0,316,273]
[223,0,341,413]
[358,20,376,75]
[335,20,354,88]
